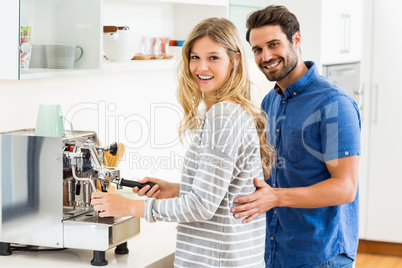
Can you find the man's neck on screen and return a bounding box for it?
[276,60,309,94]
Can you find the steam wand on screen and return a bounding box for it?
[71,165,97,192]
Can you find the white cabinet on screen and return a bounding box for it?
[103,0,228,40]
[0,0,102,80]
[102,0,229,73]
[0,2,20,80]
[320,0,363,65]
[268,0,363,71]
[1,0,229,79]
[229,0,270,60]
[360,0,402,243]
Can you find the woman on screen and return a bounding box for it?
[92,17,276,267]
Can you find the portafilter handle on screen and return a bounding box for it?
[113,178,156,191]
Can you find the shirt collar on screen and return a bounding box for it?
[274,61,318,99]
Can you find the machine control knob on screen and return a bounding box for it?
[109,142,118,156]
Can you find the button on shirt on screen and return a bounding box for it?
[261,61,361,267]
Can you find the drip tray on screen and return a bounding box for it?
[63,214,140,251]
[63,207,91,220]
[64,209,124,225]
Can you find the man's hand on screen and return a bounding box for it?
[231,178,278,224]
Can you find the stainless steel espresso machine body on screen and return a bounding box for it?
[0,129,140,266]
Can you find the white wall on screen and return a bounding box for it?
[0,69,181,182]
[0,63,271,183]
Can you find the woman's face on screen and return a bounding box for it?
[189,36,233,99]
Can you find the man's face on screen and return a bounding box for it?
[249,25,298,82]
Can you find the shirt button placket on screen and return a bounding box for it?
[270,97,287,267]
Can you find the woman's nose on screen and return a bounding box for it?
[198,59,209,70]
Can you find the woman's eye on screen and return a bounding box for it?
[190,55,199,60]
[210,56,219,60]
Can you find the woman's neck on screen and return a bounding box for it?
[204,97,237,111]
[204,99,214,111]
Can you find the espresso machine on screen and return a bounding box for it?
[0,129,148,266]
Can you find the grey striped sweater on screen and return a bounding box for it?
[145,101,266,267]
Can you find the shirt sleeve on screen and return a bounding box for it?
[144,103,246,223]
[320,94,361,161]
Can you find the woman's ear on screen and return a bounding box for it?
[233,52,241,68]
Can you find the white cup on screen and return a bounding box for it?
[45,44,84,69]
[30,44,47,68]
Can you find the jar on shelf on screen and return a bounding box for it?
[20,25,32,70]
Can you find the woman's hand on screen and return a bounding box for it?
[91,191,144,218]
[132,177,180,199]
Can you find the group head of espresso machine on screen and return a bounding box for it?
[0,129,148,266]
[63,138,154,209]
[63,138,121,206]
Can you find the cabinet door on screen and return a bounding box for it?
[321,0,363,65]
[366,0,402,243]
[0,0,101,80]
[229,0,270,60]
[0,2,19,80]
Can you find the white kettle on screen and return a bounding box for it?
[103,26,139,62]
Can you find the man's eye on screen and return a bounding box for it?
[253,48,262,54]
[270,42,279,48]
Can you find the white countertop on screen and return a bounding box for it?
[1,219,177,268]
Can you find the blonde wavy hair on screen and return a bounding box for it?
[176,17,276,178]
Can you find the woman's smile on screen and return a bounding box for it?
[196,74,215,82]
[189,36,233,99]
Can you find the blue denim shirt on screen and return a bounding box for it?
[261,61,361,267]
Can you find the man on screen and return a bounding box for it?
[230,5,361,268]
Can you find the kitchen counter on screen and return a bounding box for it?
[1,219,177,268]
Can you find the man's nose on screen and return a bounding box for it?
[262,48,272,62]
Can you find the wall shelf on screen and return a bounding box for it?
[105,0,229,7]
[20,68,101,80]
[102,58,178,73]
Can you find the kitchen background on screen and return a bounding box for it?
[0,0,401,257]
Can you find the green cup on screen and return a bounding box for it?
[35,104,73,137]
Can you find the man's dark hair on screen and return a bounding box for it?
[246,5,300,44]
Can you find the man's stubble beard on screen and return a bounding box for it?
[261,47,298,82]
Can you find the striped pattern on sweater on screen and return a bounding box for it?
[145,101,266,267]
